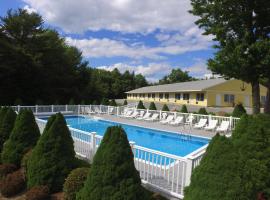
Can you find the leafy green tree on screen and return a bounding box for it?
[180,105,188,113]
[0,108,17,153]
[27,113,76,192]
[185,114,270,200]
[135,74,148,88]
[92,100,98,105]
[101,98,109,105]
[149,102,157,110]
[109,99,117,107]
[76,126,147,200]
[159,69,193,84]
[0,107,8,127]
[69,98,75,105]
[161,104,170,112]
[198,108,208,115]
[137,100,145,109]
[1,110,40,166]
[190,0,270,114]
[232,104,246,118]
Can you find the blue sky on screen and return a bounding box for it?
[0,0,216,82]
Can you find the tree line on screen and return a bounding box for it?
[0,9,148,105]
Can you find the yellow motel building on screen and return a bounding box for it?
[126,78,267,107]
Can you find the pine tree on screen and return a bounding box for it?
[0,108,17,153]
[77,126,146,200]
[1,109,40,166]
[123,100,128,105]
[198,108,208,115]
[149,102,157,110]
[137,100,145,109]
[109,99,117,106]
[161,104,170,111]
[180,105,188,113]
[27,113,76,192]
[232,103,246,118]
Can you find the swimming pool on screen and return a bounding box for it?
[40,115,209,157]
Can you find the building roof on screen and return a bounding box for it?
[126,78,228,93]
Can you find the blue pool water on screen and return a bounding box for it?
[41,115,209,157]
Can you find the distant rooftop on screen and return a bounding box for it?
[126,78,228,93]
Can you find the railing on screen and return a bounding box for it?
[35,117,199,199]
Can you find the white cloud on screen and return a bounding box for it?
[182,59,211,78]
[97,63,172,82]
[23,0,198,34]
[66,36,211,59]
[23,5,37,13]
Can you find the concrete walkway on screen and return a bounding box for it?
[92,114,219,139]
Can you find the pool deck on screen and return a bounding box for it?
[88,114,224,139]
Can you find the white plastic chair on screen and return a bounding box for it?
[145,113,159,122]
[204,120,218,131]
[216,121,230,133]
[194,118,207,129]
[137,112,151,120]
[169,116,184,126]
[160,115,174,124]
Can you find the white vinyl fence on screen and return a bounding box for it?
[12,104,240,199]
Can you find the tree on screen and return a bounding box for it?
[159,69,193,84]
[101,98,109,106]
[149,102,157,110]
[109,99,117,107]
[198,108,208,115]
[232,103,247,118]
[123,100,128,106]
[184,114,270,199]
[135,74,148,88]
[0,108,17,153]
[0,107,8,127]
[1,109,40,166]
[190,0,270,114]
[137,100,145,109]
[161,104,170,112]
[180,105,188,113]
[27,113,76,192]
[76,126,147,200]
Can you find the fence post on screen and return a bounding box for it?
[129,141,136,156]
[100,105,102,114]
[35,105,38,114]
[159,110,162,119]
[117,107,119,116]
[78,104,81,114]
[229,116,233,130]
[18,105,20,112]
[208,114,212,122]
[65,104,68,112]
[91,132,96,153]
[185,158,193,186]
[51,105,54,113]
[174,111,177,119]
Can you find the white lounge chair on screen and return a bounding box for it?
[185,115,194,125]
[145,113,159,122]
[136,110,145,118]
[169,116,184,126]
[126,111,139,118]
[194,118,207,129]
[108,107,114,114]
[122,110,133,118]
[94,107,100,113]
[161,113,168,120]
[160,115,174,124]
[137,112,151,120]
[85,107,95,115]
[216,121,230,133]
[204,120,218,131]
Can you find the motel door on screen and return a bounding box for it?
[244,95,250,107]
[216,94,221,106]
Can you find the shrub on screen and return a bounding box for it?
[25,186,50,200]
[0,107,8,129]
[180,105,188,113]
[27,113,76,192]
[161,104,170,111]
[232,103,246,117]
[101,98,109,105]
[92,100,98,105]
[216,111,230,117]
[0,170,26,197]
[198,108,208,115]
[69,98,75,105]
[76,126,147,200]
[73,157,91,169]
[150,193,168,200]
[21,149,32,175]
[149,102,157,110]
[80,100,86,105]
[1,109,40,166]
[0,107,17,153]
[137,100,146,109]
[123,99,128,105]
[109,99,117,107]
[0,163,17,179]
[184,114,270,200]
[63,168,89,200]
